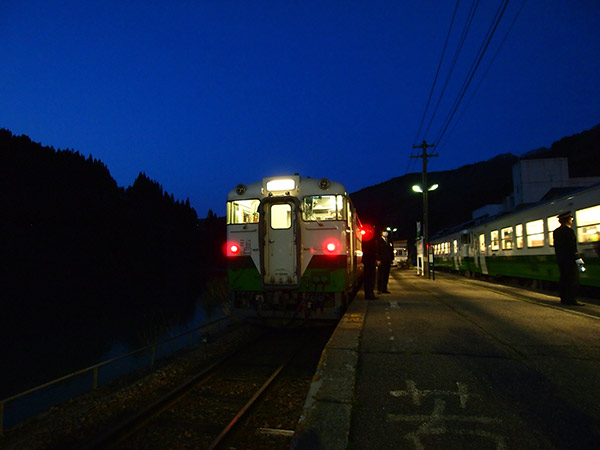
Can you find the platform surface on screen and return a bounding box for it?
[294,270,600,450]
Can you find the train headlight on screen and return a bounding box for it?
[266,178,295,192]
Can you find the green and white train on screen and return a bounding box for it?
[431,183,600,289]
[225,175,364,320]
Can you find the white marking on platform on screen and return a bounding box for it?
[388,381,505,449]
[390,380,476,407]
[389,301,400,308]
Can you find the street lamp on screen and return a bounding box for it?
[412,183,439,279]
[412,184,438,193]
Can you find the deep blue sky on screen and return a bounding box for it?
[2,1,599,217]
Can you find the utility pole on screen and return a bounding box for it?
[412,140,437,279]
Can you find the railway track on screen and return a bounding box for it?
[79,324,334,449]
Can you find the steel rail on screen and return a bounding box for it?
[80,329,268,449]
[206,355,293,450]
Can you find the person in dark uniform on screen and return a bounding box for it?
[377,230,394,294]
[362,227,378,300]
[553,211,584,305]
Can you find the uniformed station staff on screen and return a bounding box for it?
[553,211,585,306]
[377,230,394,294]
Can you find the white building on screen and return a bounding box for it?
[474,158,600,220]
[512,157,600,206]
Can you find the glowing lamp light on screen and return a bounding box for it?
[359,224,375,241]
[224,241,241,256]
[412,184,439,193]
[266,178,295,192]
[323,239,340,254]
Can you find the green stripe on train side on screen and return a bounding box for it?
[227,256,261,291]
[227,254,354,292]
[436,254,600,287]
[300,267,347,292]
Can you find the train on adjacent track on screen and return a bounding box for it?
[430,183,600,290]
[225,175,364,320]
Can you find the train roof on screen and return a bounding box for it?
[227,175,348,201]
[432,181,600,240]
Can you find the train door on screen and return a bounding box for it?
[261,199,300,287]
[478,232,489,274]
[452,239,460,270]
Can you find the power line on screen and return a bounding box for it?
[436,0,528,154]
[413,0,460,146]
[422,0,480,141]
[433,0,510,148]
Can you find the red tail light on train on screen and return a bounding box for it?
[323,239,341,254]
[224,241,241,257]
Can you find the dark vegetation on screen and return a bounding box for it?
[0,129,226,396]
[351,123,600,245]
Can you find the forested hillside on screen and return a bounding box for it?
[0,130,225,394]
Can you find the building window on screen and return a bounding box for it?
[516,224,524,249]
[576,204,600,244]
[501,227,513,250]
[526,219,544,248]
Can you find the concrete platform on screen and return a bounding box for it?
[293,269,600,449]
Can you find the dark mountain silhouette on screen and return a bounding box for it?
[521,123,600,177]
[350,123,600,243]
[0,129,225,396]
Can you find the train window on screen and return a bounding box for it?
[227,199,260,224]
[547,216,560,246]
[479,234,486,253]
[302,195,344,221]
[453,240,458,254]
[270,204,292,229]
[576,205,600,244]
[491,230,500,251]
[516,224,524,249]
[526,219,544,248]
[501,227,513,250]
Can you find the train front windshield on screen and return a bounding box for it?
[227,199,260,224]
[302,195,345,221]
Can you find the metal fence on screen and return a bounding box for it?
[0,315,231,435]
